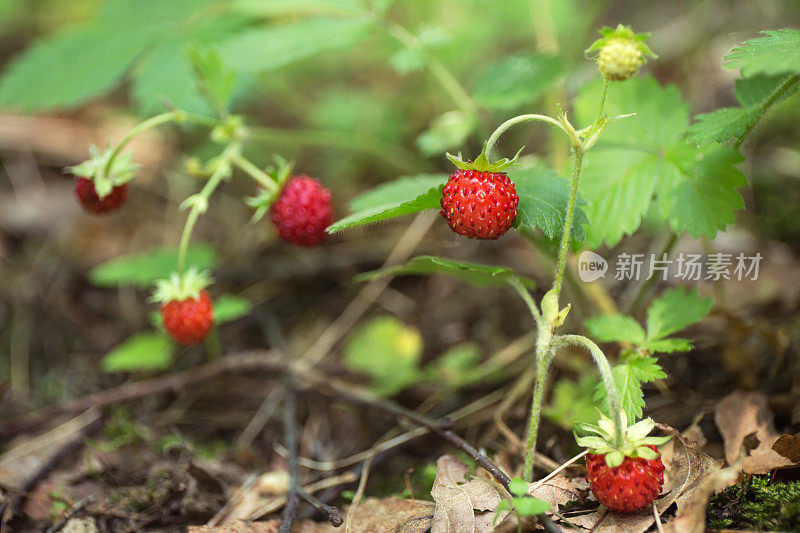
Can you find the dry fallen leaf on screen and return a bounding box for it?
[430,455,507,533]
[772,433,800,464]
[714,390,794,474]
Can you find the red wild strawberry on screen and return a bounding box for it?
[270,175,333,246]
[440,169,519,239]
[152,270,214,345]
[576,413,671,513]
[75,177,127,214]
[586,444,665,513]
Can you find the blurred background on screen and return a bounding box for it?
[0,0,799,529]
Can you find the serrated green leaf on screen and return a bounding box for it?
[0,25,155,111]
[231,0,366,16]
[510,166,587,241]
[473,54,563,110]
[90,245,218,288]
[645,338,692,353]
[684,107,760,146]
[219,17,371,74]
[416,111,476,156]
[349,175,448,212]
[327,179,446,233]
[596,354,666,420]
[584,315,646,345]
[512,496,551,516]
[724,29,800,76]
[102,332,172,372]
[186,44,236,112]
[576,77,746,246]
[734,74,795,107]
[344,316,422,396]
[355,255,535,289]
[645,287,712,342]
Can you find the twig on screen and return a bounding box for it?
[530,450,588,491]
[652,501,664,533]
[279,387,301,533]
[45,495,94,533]
[298,489,343,527]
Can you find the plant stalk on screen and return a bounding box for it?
[552,147,584,302]
[484,114,570,158]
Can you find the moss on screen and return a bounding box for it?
[706,475,800,531]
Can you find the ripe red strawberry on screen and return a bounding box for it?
[586,444,665,513]
[270,175,333,246]
[576,413,671,513]
[440,169,519,239]
[152,270,214,345]
[75,177,127,214]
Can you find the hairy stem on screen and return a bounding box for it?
[554,334,625,447]
[231,153,279,193]
[523,333,552,481]
[552,147,584,302]
[594,77,609,126]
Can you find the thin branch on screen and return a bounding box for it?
[298,490,343,527]
[279,387,301,533]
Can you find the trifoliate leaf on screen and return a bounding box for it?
[473,54,563,110]
[356,255,536,289]
[510,166,587,241]
[576,76,747,246]
[645,287,712,342]
[327,175,448,233]
[724,29,800,76]
[584,315,646,345]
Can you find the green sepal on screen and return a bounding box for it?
[246,155,293,222]
[585,24,657,59]
[65,144,139,199]
[575,411,673,466]
[150,268,212,304]
[605,450,625,468]
[445,143,524,173]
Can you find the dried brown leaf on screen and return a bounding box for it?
[772,433,800,464]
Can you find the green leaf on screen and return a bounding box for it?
[473,54,563,110]
[0,25,155,111]
[510,166,587,241]
[427,343,482,387]
[685,74,797,145]
[576,76,746,246]
[584,315,646,345]
[231,0,366,16]
[102,332,172,372]
[597,353,666,420]
[213,295,252,323]
[545,376,600,429]
[327,177,447,233]
[355,255,535,289]
[349,175,448,212]
[493,499,511,527]
[512,496,551,516]
[131,41,212,116]
[416,111,476,156]
[89,245,218,288]
[344,316,422,396]
[186,44,236,112]
[645,338,692,353]
[508,478,529,497]
[645,287,712,342]
[724,29,800,76]
[219,17,371,74]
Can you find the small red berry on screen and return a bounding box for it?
[161,290,214,345]
[75,177,127,214]
[586,444,665,513]
[440,169,519,240]
[270,175,333,247]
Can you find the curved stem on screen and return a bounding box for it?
[484,114,569,159]
[508,277,542,326]
[552,147,584,302]
[231,153,279,193]
[594,77,609,126]
[103,112,178,176]
[523,337,552,481]
[553,334,625,447]
[176,142,240,274]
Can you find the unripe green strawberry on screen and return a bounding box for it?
[598,38,643,81]
[587,25,656,81]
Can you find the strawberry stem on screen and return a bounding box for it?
[483,114,570,160]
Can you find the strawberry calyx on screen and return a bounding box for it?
[151,268,213,304]
[575,411,672,468]
[585,24,656,60]
[246,155,293,222]
[66,145,139,200]
[445,142,524,173]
